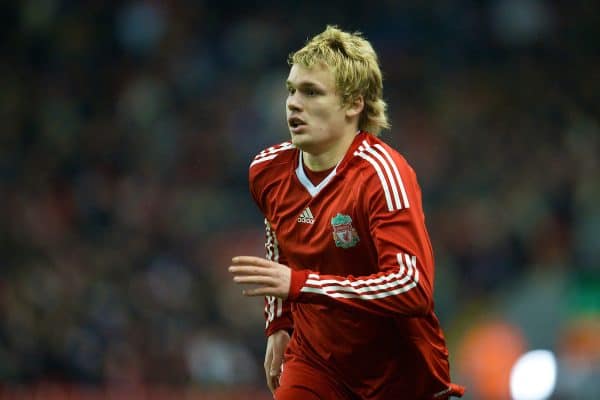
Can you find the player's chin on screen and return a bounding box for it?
[290,132,312,149]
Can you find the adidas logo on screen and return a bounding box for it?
[297,207,315,224]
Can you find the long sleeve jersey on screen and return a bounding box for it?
[249,131,464,399]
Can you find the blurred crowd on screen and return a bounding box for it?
[1,1,598,398]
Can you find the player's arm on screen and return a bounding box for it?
[295,162,434,317]
[230,224,430,318]
[247,155,295,392]
[259,220,293,393]
[231,160,434,318]
[247,149,296,335]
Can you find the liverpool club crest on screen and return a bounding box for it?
[331,213,360,248]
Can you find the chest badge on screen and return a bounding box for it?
[331,213,360,249]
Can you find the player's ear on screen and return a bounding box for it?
[346,95,364,118]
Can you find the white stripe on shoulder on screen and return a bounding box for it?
[250,154,277,167]
[251,142,294,167]
[374,143,409,208]
[359,141,402,210]
[354,150,394,211]
[354,141,409,210]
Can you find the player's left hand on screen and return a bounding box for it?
[229,256,292,299]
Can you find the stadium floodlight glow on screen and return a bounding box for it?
[510,349,557,400]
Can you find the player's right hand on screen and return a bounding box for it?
[264,329,290,394]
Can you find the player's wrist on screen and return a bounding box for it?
[265,318,294,337]
[288,269,310,301]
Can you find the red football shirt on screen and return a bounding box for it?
[249,131,464,399]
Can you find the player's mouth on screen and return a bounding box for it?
[288,116,307,133]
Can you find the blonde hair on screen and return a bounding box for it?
[288,25,390,135]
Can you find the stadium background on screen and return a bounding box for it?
[1,1,598,398]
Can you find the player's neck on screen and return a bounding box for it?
[302,129,358,172]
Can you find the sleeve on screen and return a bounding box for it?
[249,164,294,337]
[286,161,435,318]
[262,218,294,337]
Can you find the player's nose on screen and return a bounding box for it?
[286,94,302,112]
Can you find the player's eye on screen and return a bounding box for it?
[303,87,322,97]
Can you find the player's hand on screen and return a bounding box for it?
[264,329,290,393]
[229,256,292,299]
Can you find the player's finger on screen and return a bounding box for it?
[270,374,280,392]
[265,357,278,393]
[264,353,274,391]
[267,375,277,394]
[229,266,272,276]
[232,256,274,268]
[242,287,277,297]
[270,356,283,379]
[269,366,281,392]
[233,275,275,286]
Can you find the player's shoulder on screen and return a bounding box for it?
[248,141,297,185]
[351,133,415,211]
[352,134,413,175]
[250,141,296,169]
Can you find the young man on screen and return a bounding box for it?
[229,26,465,400]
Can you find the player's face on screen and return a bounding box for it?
[286,63,352,154]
